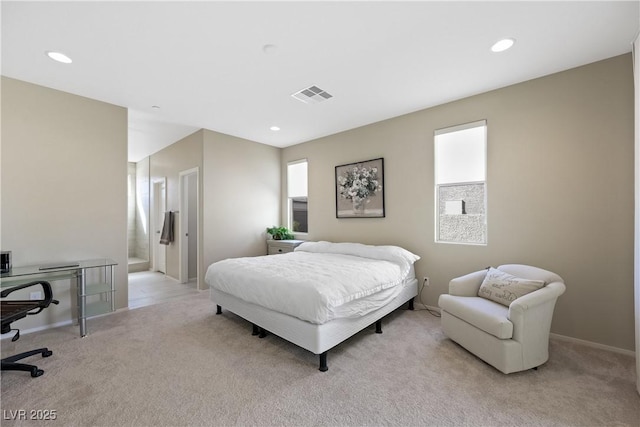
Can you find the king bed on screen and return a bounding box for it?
[205,241,420,371]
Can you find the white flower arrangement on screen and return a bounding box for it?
[337,165,383,209]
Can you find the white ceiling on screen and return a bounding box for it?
[2,1,639,162]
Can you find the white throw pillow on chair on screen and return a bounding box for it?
[477,267,545,306]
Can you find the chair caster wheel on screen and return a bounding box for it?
[31,369,44,377]
[43,350,53,357]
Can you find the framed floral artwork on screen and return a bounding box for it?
[335,157,385,218]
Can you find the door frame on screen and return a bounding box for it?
[179,167,199,284]
[151,177,167,274]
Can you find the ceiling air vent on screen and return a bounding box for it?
[291,85,333,104]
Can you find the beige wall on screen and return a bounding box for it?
[633,33,639,392]
[202,130,280,273]
[127,162,137,257]
[149,130,203,286]
[1,77,128,329]
[134,157,150,266]
[282,54,635,351]
[148,128,280,291]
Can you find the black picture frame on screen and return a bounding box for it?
[335,158,385,218]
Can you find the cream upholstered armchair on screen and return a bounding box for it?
[438,264,565,374]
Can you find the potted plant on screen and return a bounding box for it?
[266,226,294,240]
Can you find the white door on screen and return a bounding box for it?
[152,179,167,274]
[179,168,198,284]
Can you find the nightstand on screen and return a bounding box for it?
[267,239,305,255]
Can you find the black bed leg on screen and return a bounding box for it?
[258,328,268,338]
[216,305,222,315]
[252,324,259,336]
[319,352,328,372]
[375,320,383,334]
[408,297,415,311]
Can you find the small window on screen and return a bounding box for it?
[435,120,487,244]
[287,160,308,233]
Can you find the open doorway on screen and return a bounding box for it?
[127,159,150,273]
[179,168,199,285]
[151,178,167,274]
[128,173,198,309]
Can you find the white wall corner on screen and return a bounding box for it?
[633,31,640,396]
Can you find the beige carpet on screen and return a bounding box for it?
[1,292,638,427]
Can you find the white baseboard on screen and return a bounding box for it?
[550,333,635,357]
[1,319,74,341]
[413,301,441,313]
[1,307,127,341]
[425,304,441,313]
[418,302,635,357]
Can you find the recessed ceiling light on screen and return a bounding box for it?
[46,51,72,64]
[491,38,515,53]
[270,126,280,131]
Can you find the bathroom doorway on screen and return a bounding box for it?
[179,168,199,284]
[127,159,150,273]
[151,177,167,274]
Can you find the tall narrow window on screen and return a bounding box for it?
[435,120,487,244]
[287,159,308,233]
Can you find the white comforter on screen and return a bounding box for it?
[205,241,420,324]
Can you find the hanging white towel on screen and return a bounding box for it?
[159,211,174,245]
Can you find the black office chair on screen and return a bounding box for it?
[1,281,59,377]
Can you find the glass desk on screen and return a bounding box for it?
[1,258,117,337]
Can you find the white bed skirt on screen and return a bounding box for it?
[210,278,418,356]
